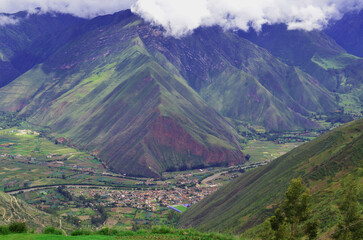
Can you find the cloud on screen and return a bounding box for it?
[0,0,135,18]
[132,0,363,37]
[0,0,362,36]
[0,15,19,26]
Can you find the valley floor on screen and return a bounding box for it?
[0,125,314,231]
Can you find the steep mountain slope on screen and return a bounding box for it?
[239,24,363,90]
[0,191,63,231]
[179,119,363,235]
[0,11,244,177]
[325,10,363,58]
[0,11,85,87]
[1,11,341,132]
[139,26,338,130]
[238,24,363,117]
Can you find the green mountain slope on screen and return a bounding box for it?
[0,12,244,177]
[0,11,343,132]
[140,27,338,130]
[0,191,63,232]
[0,11,85,87]
[325,10,363,58]
[239,24,363,116]
[179,119,363,235]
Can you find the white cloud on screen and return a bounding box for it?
[0,0,362,35]
[0,15,19,26]
[0,0,135,18]
[132,0,363,36]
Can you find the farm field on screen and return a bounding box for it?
[243,140,303,163]
[0,127,308,231]
[0,128,143,192]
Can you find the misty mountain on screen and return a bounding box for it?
[0,9,361,176]
[325,10,363,58]
[0,11,86,87]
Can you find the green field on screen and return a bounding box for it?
[0,226,239,240]
[0,127,143,192]
[173,205,188,213]
[243,140,302,163]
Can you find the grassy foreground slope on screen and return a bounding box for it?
[179,119,363,235]
[0,226,238,240]
[0,191,64,232]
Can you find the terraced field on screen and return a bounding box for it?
[0,127,143,192]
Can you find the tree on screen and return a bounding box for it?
[304,220,319,240]
[267,178,316,239]
[333,181,362,240]
[282,178,311,239]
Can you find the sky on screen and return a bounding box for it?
[1,0,362,36]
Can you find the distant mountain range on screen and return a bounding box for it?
[0,9,362,177]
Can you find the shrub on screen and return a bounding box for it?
[0,226,10,235]
[43,226,63,235]
[8,222,27,233]
[151,225,173,234]
[70,229,91,236]
[117,230,135,236]
[97,227,118,236]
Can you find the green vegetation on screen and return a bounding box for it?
[265,178,317,239]
[43,226,63,235]
[333,180,362,240]
[0,111,25,129]
[243,140,302,163]
[0,190,64,231]
[0,224,239,240]
[0,127,140,191]
[179,119,363,238]
[0,21,244,177]
[311,53,361,70]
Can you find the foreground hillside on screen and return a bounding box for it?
[179,119,363,237]
[0,225,238,240]
[0,191,64,232]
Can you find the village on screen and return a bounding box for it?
[71,183,220,212]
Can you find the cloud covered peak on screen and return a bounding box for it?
[1,0,362,37]
[132,0,363,37]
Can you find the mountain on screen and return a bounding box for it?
[325,10,363,58]
[0,11,85,87]
[179,118,363,236]
[0,191,62,231]
[1,10,341,132]
[139,26,338,131]
[239,24,363,90]
[238,24,363,117]
[0,9,361,176]
[0,10,244,177]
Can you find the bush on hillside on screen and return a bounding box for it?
[43,226,63,235]
[0,226,10,235]
[97,227,119,236]
[70,229,91,236]
[8,222,27,233]
[151,225,174,234]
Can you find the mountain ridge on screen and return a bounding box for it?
[179,118,363,236]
